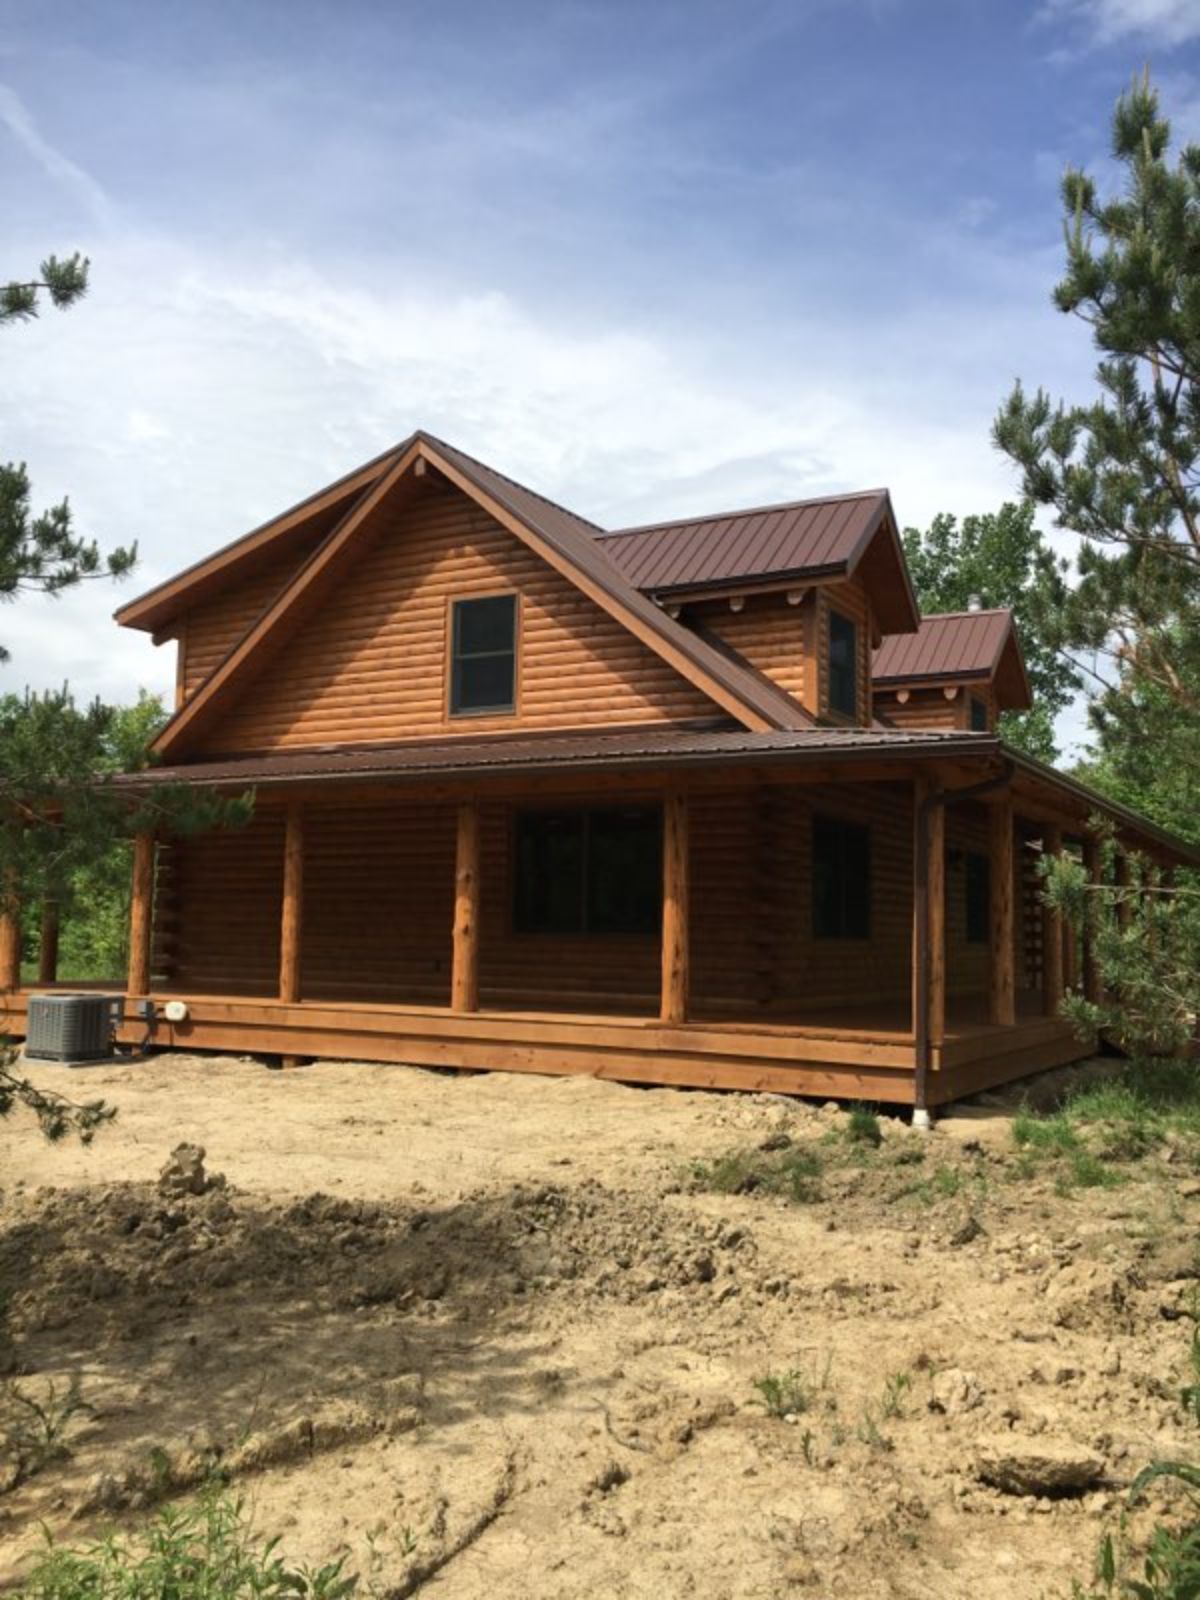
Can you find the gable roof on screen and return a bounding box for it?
[872,609,1032,711]
[597,489,920,634]
[148,433,815,760]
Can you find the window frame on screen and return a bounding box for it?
[511,804,663,939]
[811,813,872,941]
[826,606,859,721]
[447,592,520,719]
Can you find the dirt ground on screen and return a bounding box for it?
[1,1051,1198,1598]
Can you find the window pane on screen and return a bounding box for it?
[966,852,990,943]
[453,653,515,713]
[587,807,661,934]
[828,611,857,718]
[456,594,516,655]
[970,696,988,731]
[812,814,870,939]
[514,812,584,934]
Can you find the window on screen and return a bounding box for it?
[449,594,517,716]
[514,806,661,936]
[812,815,871,939]
[828,609,858,719]
[969,695,989,732]
[966,851,990,943]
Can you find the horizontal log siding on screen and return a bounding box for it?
[193,481,715,755]
[875,682,996,732]
[180,534,327,698]
[301,800,454,1003]
[156,812,285,994]
[694,595,807,704]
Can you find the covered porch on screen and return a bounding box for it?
[2,728,1133,1107]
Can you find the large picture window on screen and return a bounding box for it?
[812,814,871,939]
[514,806,661,936]
[966,851,990,943]
[450,594,517,716]
[828,609,858,719]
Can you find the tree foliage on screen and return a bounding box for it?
[1043,824,1198,1056]
[901,502,1078,760]
[994,71,1200,813]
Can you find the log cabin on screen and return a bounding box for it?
[3,430,1196,1112]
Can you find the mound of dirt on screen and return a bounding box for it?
[1,1175,757,1345]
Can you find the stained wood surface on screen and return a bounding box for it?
[187,479,716,755]
[0,900,19,992]
[927,792,946,1045]
[660,789,689,1023]
[279,805,304,1003]
[127,833,156,996]
[451,802,481,1012]
[38,904,60,986]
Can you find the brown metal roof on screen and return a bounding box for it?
[598,488,919,634]
[114,723,996,791]
[872,610,1032,711]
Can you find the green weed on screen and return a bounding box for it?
[845,1106,883,1149]
[691,1146,823,1203]
[1,1376,93,1489]
[753,1369,815,1420]
[11,1486,355,1598]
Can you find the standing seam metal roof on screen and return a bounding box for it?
[872,610,1015,682]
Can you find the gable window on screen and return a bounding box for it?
[450,594,517,716]
[966,851,990,943]
[514,806,661,936]
[828,609,858,719]
[812,814,871,939]
[969,694,989,732]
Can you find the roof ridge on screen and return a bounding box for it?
[918,608,1012,623]
[600,487,889,541]
[416,430,608,535]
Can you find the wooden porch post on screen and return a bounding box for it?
[1115,851,1133,929]
[1081,835,1101,1004]
[451,801,481,1013]
[127,832,155,996]
[38,903,60,986]
[1041,822,1064,1017]
[928,792,946,1046]
[660,788,689,1025]
[279,804,305,1004]
[0,867,21,991]
[988,794,1016,1026]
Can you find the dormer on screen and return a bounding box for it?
[598,490,919,726]
[871,609,1032,732]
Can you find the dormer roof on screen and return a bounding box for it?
[872,609,1032,712]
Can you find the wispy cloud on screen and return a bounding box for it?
[1040,0,1200,46]
[0,83,113,227]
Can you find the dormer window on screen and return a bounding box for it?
[828,609,858,719]
[449,594,517,716]
[969,694,988,732]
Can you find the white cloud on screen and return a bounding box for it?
[0,83,113,227]
[1040,0,1200,45]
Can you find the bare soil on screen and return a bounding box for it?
[1,1052,1197,1598]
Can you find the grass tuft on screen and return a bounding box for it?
[691,1146,823,1203]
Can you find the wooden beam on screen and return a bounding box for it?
[0,872,20,992]
[127,833,155,996]
[1082,834,1101,1004]
[988,794,1015,1025]
[1115,851,1133,929]
[451,801,481,1013]
[38,902,60,986]
[279,804,305,1004]
[1041,822,1064,1017]
[660,789,690,1024]
[928,789,946,1046]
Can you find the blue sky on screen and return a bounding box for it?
[2,0,1198,749]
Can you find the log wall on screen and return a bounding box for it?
[183,481,716,755]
